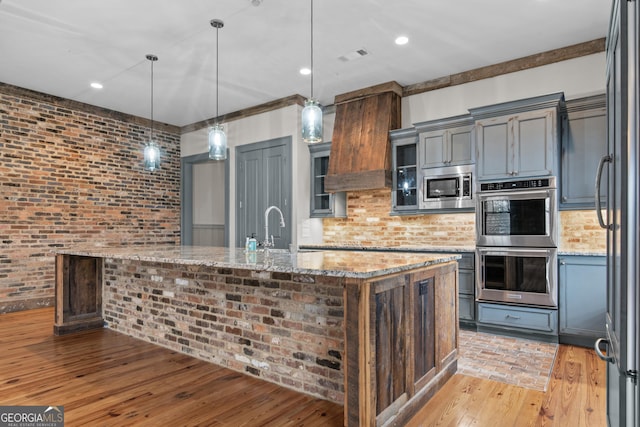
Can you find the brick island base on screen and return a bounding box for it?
[53,247,459,427]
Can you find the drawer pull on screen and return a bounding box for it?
[505,314,521,320]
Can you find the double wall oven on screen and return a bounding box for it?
[476,177,558,308]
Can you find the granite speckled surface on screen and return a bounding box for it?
[557,251,606,257]
[299,244,476,253]
[54,245,460,279]
[300,244,606,257]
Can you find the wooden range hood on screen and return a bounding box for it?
[324,81,402,193]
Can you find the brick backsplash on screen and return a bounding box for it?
[103,258,344,403]
[323,189,606,253]
[559,210,606,253]
[323,189,476,247]
[0,84,181,313]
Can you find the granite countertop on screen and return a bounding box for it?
[54,245,460,279]
[299,244,476,253]
[300,244,607,257]
[557,251,606,257]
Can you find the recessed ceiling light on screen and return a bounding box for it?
[299,67,311,75]
[395,36,409,46]
[90,82,103,89]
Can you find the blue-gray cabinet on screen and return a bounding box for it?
[558,255,606,347]
[390,128,419,213]
[560,94,607,209]
[477,302,558,340]
[470,93,564,181]
[457,252,476,327]
[414,115,475,169]
[309,142,346,218]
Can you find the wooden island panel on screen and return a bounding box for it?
[54,254,103,335]
[345,260,458,427]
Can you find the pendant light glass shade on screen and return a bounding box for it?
[302,99,322,143]
[143,54,160,171]
[209,19,227,160]
[143,141,161,171]
[208,124,227,160]
[302,0,322,143]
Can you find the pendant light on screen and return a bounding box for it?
[143,54,161,171]
[301,0,322,143]
[208,19,227,160]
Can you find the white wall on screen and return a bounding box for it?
[181,52,606,247]
[402,53,606,127]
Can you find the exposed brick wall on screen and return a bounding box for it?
[323,189,476,248]
[322,189,605,253]
[102,258,345,403]
[0,83,181,313]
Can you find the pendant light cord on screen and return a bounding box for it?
[150,58,154,140]
[310,0,314,100]
[146,54,158,142]
[216,24,220,124]
[210,19,224,125]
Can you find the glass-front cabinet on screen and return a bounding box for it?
[309,142,346,218]
[391,128,418,213]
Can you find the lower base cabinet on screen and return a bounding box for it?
[558,255,606,347]
[477,302,558,340]
[457,253,475,326]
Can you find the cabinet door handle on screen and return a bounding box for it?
[505,314,521,320]
[595,154,612,230]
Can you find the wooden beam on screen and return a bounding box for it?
[403,38,605,97]
[181,94,306,134]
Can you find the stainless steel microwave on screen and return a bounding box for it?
[419,164,474,210]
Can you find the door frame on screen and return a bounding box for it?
[180,151,230,246]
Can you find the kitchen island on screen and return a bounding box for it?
[53,246,459,427]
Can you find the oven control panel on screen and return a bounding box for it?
[480,177,555,192]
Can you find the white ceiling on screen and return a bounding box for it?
[0,0,611,127]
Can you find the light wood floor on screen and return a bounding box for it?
[0,308,606,426]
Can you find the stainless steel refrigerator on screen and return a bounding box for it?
[594,0,639,426]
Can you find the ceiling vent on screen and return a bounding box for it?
[338,48,369,62]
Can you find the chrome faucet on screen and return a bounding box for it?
[263,205,285,249]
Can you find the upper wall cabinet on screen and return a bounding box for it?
[414,115,475,169]
[470,93,564,181]
[309,142,346,218]
[560,94,607,209]
[390,128,419,213]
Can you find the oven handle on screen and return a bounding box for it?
[477,189,552,200]
[476,247,553,257]
[595,154,612,230]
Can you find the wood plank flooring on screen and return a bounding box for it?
[405,339,607,427]
[0,308,343,426]
[0,308,606,426]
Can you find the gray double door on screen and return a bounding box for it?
[236,136,291,249]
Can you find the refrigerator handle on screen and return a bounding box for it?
[594,338,615,363]
[595,154,612,230]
